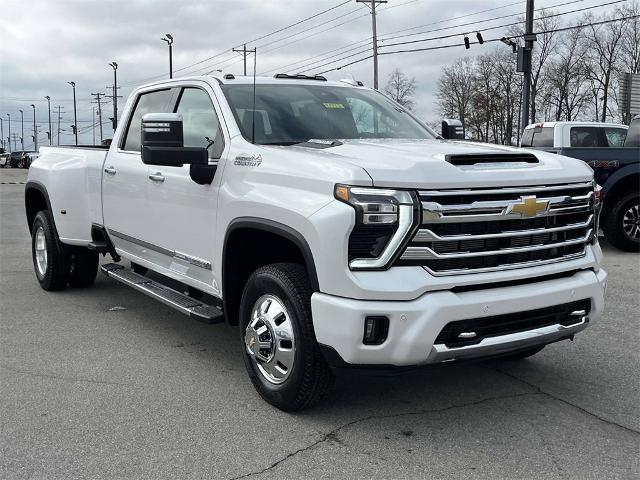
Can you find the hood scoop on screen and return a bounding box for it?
[446,153,539,167]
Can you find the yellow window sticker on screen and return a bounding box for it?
[323,102,345,109]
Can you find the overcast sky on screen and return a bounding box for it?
[0,0,617,148]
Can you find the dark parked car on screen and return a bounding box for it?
[525,117,640,251]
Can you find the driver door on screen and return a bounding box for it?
[144,85,226,293]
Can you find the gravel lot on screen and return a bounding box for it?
[1,168,638,479]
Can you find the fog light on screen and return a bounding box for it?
[363,316,389,345]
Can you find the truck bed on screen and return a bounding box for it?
[27,146,108,245]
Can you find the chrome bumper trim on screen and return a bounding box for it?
[424,317,589,364]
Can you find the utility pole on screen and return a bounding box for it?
[232,44,249,75]
[109,62,118,130]
[91,92,104,144]
[356,0,387,90]
[68,81,78,145]
[54,105,64,145]
[45,96,52,145]
[0,117,3,151]
[92,107,96,145]
[19,109,24,151]
[520,0,536,131]
[161,34,174,78]
[30,104,37,151]
[6,113,10,153]
[11,133,19,151]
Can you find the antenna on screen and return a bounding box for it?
[251,47,257,144]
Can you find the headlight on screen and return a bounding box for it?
[335,184,419,270]
[592,183,603,244]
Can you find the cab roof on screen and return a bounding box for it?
[140,74,367,90]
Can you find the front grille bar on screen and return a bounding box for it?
[401,230,592,260]
[413,215,593,242]
[419,181,593,197]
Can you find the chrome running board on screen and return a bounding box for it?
[100,263,224,324]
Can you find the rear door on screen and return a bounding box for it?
[102,87,176,258]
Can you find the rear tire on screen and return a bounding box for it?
[498,345,545,360]
[31,210,69,291]
[602,192,640,252]
[68,248,99,288]
[239,263,333,411]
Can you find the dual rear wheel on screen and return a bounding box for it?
[31,210,98,291]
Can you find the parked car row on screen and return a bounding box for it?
[0,150,39,169]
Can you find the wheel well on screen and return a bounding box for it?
[222,224,318,326]
[25,187,48,233]
[603,174,639,215]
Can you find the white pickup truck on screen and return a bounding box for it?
[26,74,607,411]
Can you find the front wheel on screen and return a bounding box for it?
[239,263,333,411]
[602,192,640,252]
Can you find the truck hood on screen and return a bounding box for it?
[307,139,593,189]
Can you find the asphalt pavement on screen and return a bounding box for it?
[1,168,638,479]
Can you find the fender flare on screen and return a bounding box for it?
[602,163,640,198]
[24,181,59,239]
[222,217,320,293]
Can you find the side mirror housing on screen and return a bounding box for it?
[441,118,464,140]
[141,113,208,167]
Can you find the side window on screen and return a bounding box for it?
[604,128,627,147]
[122,89,174,152]
[175,88,225,159]
[531,127,554,147]
[570,127,602,147]
[520,129,534,147]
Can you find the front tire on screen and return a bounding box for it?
[602,192,640,252]
[239,263,333,411]
[31,210,69,291]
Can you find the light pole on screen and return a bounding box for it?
[161,34,174,78]
[68,81,78,145]
[109,62,118,130]
[0,117,4,151]
[19,109,24,151]
[45,96,52,145]
[30,104,37,151]
[5,114,10,153]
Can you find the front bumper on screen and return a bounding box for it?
[311,269,607,367]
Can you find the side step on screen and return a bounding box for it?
[100,263,224,324]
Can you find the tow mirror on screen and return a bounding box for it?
[141,113,208,167]
[441,118,464,140]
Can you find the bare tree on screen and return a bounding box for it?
[547,26,590,121]
[383,68,416,110]
[509,11,561,123]
[585,11,627,121]
[619,1,640,74]
[435,58,476,135]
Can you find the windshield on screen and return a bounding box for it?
[221,84,435,145]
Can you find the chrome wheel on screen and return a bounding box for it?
[244,294,295,385]
[622,203,640,240]
[34,226,48,278]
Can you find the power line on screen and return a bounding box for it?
[313,15,638,75]
[123,0,354,85]
[263,0,578,78]
[379,0,627,49]
[381,0,627,49]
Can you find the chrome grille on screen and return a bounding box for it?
[397,182,595,275]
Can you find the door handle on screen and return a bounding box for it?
[149,172,165,183]
[104,166,117,175]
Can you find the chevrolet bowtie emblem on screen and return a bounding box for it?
[506,196,549,218]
